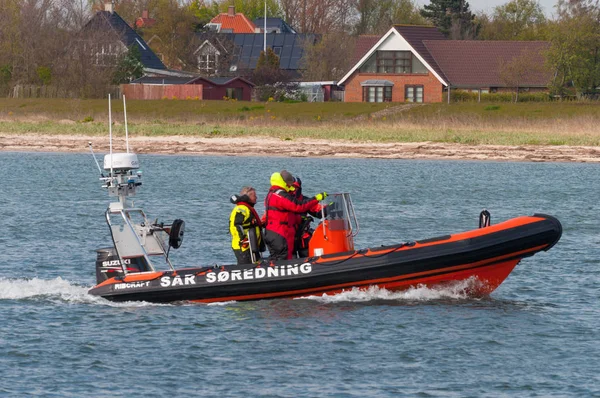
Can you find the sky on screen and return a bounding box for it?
[415,0,559,17]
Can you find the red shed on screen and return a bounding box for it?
[188,76,255,101]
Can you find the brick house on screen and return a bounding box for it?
[338,25,552,103]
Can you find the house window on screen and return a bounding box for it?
[226,87,243,100]
[273,46,282,57]
[405,85,424,103]
[359,51,427,74]
[362,86,392,103]
[198,54,217,74]
[92,43,121,66]
[197,47,220,75]
[377,51,411,73]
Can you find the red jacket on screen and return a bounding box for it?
[264,185,319,241]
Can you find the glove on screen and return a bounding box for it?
[315,192,328,201]
[240,238,249,249]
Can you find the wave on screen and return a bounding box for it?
[0,277,163,307]
[297,278,482,303]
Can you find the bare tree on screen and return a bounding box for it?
[300,31,357,80]
[280,0,353,33]
[499,50,545,102]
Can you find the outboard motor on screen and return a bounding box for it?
[96,248,124,283]
[309,193,359,257]
[95,247,150,283]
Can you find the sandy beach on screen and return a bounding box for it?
[1,133,600,162]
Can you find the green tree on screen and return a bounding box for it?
[479,0,548,40]
[253,47,284,86]
[420,0,478,39]
[113,45,144,84]
[556,0,600,18]
[189,0,221,30]
[355,0,428,35]
[546,2,600,97]
[392,0,430,26]
[36,66,52,85]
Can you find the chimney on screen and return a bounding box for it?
[142,9,149,19]
[104,0,113,13]
[228,5,235,16]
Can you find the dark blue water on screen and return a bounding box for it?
[1,152,598,397]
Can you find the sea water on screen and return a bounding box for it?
[0,152,598,397]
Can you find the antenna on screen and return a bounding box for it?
[108,94,113,177]
[123,94,130,153]
[88,142,103,176]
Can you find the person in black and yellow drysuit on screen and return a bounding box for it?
[229,186,265,264]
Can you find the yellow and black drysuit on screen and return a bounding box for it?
[229,194,264,264]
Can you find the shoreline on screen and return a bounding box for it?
[1,133,600,162]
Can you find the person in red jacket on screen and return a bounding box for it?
[290,176,323,258]
[264,170,327,260]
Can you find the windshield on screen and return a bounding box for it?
[322,193,358,236]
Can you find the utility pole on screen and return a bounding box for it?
[264,0,267,52]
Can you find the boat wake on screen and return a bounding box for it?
[0,276,483,306]
[298,278,484,303]
[0,277,161,307]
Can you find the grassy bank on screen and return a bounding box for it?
[1,99,599,146]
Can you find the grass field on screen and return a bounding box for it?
[1,98,599,146]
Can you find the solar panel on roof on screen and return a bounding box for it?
[292,46,303,57]
[284,34,295,45]
[251,47,262,57]
[281,46,292,57]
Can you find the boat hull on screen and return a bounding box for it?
[88,214,562,303]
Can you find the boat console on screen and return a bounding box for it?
[309,193,359,256]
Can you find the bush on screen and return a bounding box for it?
[254,82,300,102]
[36,66,52,85]
[450,90,551,103]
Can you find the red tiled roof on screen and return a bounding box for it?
[393,25,448,83]
[210,12,256,33]
[424,40,552,87]
[351,35,382,66]
[135,17,156,28]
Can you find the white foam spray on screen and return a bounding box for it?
[0,277,166,308]
[297,278,483,303]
